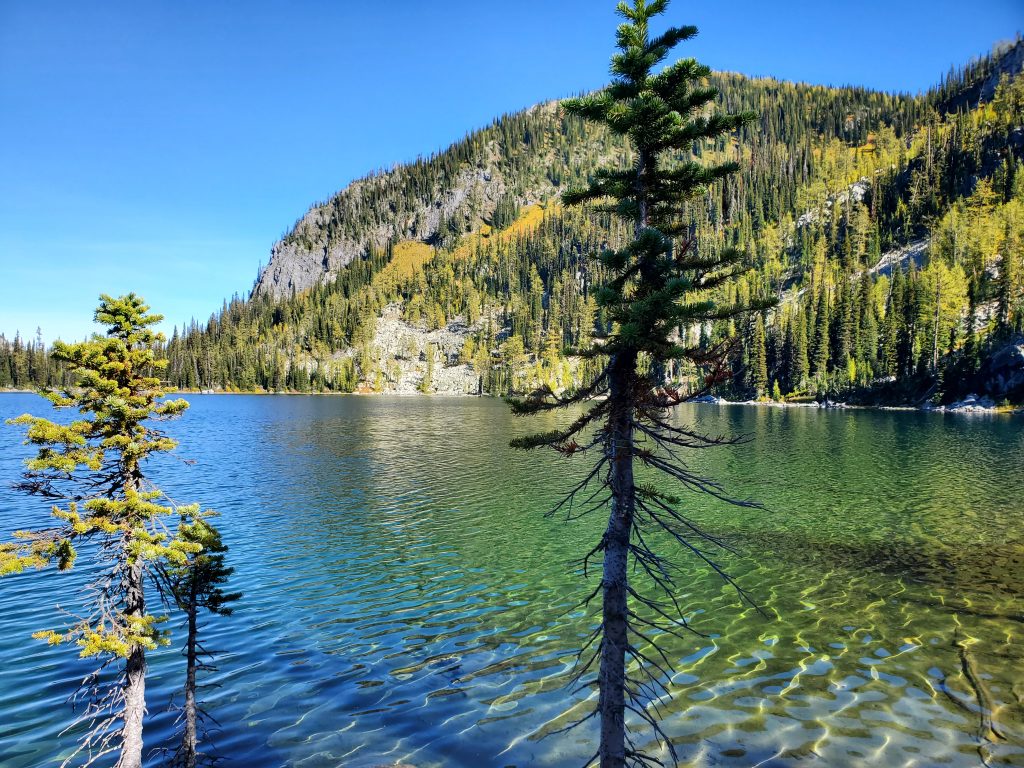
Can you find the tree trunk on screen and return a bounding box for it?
[181,585,199,768]
[933,272,941,372]
[598,350,637,768]
[596,145,649,768]
[117,557,146,768]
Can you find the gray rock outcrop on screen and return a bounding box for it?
[368,304,482,395]
[982,337,1024,401]
[254,166,509,299]
[251,102,581,300]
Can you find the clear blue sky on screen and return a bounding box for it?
[1,1,1020,343]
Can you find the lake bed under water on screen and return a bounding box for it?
[0,394,1021,767]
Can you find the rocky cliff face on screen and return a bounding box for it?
[254,167,510,298]
[937,38,1024,113]
[980,40,1024,103]
[252,103,574,300]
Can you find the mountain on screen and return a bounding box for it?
[150,39,1024,406]
[252,77,920,301]
[5,41,1022,405]
[931,38,1024,113]
[251,101,602,300]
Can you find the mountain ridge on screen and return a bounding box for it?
[251,38,1022,304]
[251,66,931,300]
[4,42,1022,406]
[159,40,1024,405]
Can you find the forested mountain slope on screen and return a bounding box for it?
[5,41,1022,405]
[162,40,1024,404]
[253,71,922,300]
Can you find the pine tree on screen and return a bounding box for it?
[996,219,1019,335]
[811,282,830,386]
[750,314,769,398]
[166,513,239,768]
[964,275,981,374]
[856,271,879,382]
[419,343,436,393]
[832,277,853,380]
[882,267,904,376]
[1,295,206,768]
[789,310,810,392]
[509,3,769,765]
[900,264,920,378]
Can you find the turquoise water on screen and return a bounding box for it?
[0,394,1021,767]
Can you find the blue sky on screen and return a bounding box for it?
[1,1,1020,343]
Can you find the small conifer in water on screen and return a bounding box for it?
[166,510,240,768]
[2,294,233,768]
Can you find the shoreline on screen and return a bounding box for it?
[690,397,1022,415]
[3,387,1019,414]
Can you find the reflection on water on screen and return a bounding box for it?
[0,394,1021,766]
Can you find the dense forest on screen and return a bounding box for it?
[4,40,1022,405]
[0,330,62,390]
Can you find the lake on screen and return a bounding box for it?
[1,394,1022,767]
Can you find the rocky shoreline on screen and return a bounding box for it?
[2,388,1019,414]
[690,393,1021,414]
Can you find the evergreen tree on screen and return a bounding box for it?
[882,267,905,376]
[811,282,830,385]
[964,275,981,374]
[509,3,769,765]
[1,295,208,768]
[996,219,1019,334]
[832,277,853,378]
[856,272,879,382]
[492,192,521,230]
[900,264,920,378]
[166,513,240,768]
[420,343,436,393]
[750,314,769,398]
[789,310,810,392]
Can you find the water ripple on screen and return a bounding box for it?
[0,394,1021,766]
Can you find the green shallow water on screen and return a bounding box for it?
[0,394,1021,767]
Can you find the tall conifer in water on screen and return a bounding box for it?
[0,294,215,768]
[510,3,772,765]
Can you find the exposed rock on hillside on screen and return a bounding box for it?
[796,178,870,229]
[251,100,609,300]
[255,167,510,299]
[869,238,930,277]
[938,38,1024,112]
[365,304,480,395]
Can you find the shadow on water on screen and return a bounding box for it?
[1,394,1022,767]
[720,526,1024,620]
